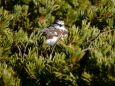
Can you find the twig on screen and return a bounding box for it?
[50,44,57,55]
[82,29,115,52]
[50,36,61,60]
[24,31,35,53]
[50,39,58,56]
[16,44,23,58]
[23,30,36,59]
[15,29,36,59]
[82,47,92,52]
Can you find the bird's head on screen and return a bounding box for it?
[55,20,64,26]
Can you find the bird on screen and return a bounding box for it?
[40,20,68,46]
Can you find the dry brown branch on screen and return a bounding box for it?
[82,29,115,52]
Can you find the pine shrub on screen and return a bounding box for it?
[0,0,115,86]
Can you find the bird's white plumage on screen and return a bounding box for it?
[46,36,58,46]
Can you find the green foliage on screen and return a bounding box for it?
[0,63,20,86]
[0,0,115,86]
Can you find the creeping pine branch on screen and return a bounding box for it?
[82,29,115,52]
[16,29,36,59]
[24,30,35,53]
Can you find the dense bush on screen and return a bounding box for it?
[0,0,115,86]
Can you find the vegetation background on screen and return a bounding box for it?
[0,0,115,86]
